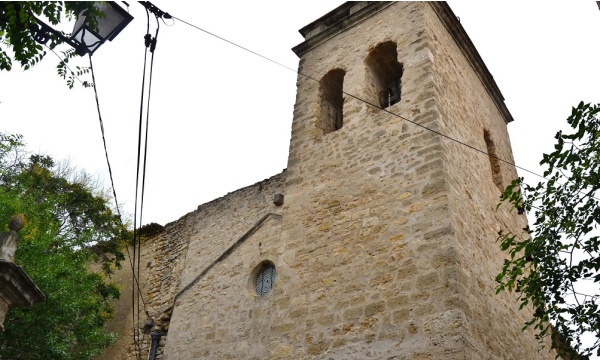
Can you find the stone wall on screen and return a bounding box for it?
[423,3,551,358]
[99,2,555,359]
[162,171,287,358]
[274,2,469,357]
[97,172,286,359]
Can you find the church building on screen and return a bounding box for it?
[101,2,554,359]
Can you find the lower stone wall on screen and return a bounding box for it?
[94,222,186,360]
[162,172,287,358]
[164,214,283,359]
[94,241,157,360]
[96,172,287,359]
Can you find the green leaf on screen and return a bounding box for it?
[0,132,127,358]
[496,102,600,358]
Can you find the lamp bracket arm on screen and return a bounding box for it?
[138,1,171,19]
[30,15,78,50]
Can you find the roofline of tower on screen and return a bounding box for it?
[292,2,514,124]
[292,2,394,57]
[430,2,514,124]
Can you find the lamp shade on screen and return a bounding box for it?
[71,2,133,55]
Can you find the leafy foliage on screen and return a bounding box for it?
[0,133,130,359]
[0,2,100,87]
[497,102,600,359]
[56,48,93,89]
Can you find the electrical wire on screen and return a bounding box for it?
[168,15,600,220]
[139,14,160,358]
[139,11,161,285]
[171,15,550,184]
[173,16,298,76]
[132,8,162,358]
[130,9,150,358]
[89,51,149,360]
[132,6,154,357]
[88,57,121,229]
[48,28,148,354]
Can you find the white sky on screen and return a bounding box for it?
[1,1,599,230]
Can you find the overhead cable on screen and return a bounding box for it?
[170,15,548,183]
[132,5,162,358]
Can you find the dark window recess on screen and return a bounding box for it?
[484,129,504,192]
[379,79,401,109]
[318,69,346,134]
[365,41,403,109]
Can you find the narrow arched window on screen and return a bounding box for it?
[484,129,504,192]
[365,41,403,109]
[318,69,345,134]
[254,263,276,296]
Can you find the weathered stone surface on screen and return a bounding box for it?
[0,261,45,331]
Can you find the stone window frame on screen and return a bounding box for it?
[250,260,276,297]
[364,41,404,110]
[317,68,346,134]
[483,129,504,192]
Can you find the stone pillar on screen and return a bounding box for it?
[0,230,19,263]
[0,215,45,331]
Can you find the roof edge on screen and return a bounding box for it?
[292,2,394,57]
[430,2,513,123]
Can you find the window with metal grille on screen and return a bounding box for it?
[254,263,276,296]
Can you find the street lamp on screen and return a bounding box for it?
[71,2,133,55]
[32,1,133,56]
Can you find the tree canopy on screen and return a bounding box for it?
[0,133,129,359]
[497,102,600,359]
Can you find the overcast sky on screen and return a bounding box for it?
[1,1,599,229]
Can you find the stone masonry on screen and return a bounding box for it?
[100,2,555,359]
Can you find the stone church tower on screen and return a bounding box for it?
[98,2,554,359]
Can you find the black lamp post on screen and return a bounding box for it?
[32,1,133,56]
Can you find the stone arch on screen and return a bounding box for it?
[484,129,504,192]
[365,41,403,109]
[318,68,346,134]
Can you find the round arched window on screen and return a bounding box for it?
[254,263,276,296]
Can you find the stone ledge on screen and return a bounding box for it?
[292,2,394,57]
[430,2,514,124]
[0,260,45,331]
[0,261,45,307]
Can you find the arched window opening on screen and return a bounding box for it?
[318,69,345,134]
[484,130,504,192]
[365,41,403,109]
[254,262,276,296]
